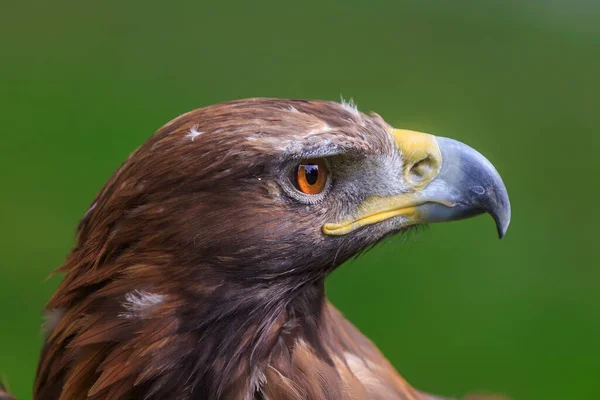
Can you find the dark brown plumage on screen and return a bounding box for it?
[32,98,510,400]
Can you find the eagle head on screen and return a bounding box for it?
[36,98,510,400]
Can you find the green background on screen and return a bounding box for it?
[1,1,598,399]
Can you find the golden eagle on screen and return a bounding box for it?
[32,99,510,400]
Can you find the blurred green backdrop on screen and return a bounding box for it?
[1,1,598,399]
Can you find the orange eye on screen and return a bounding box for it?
[294,158,329,195]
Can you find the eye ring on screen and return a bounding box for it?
[281,158,332,204]
[293,158,329,195]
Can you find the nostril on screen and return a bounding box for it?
[407,156,436,185]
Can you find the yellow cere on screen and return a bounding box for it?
[391,129,442,189]
[322,129,442,236]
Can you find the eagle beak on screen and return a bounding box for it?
[323,129,511,238]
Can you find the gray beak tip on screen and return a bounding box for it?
[493,204,511,239]
[497,220,509,239]
[488,182,511,239]
[432,136,512,239]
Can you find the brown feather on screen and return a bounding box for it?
[32,99,507,400]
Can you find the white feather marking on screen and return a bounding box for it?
[120,290,166,319]
[344,352,381,389]
[340,96,361,118]
[251,370,267,393]
[307,122,334,136]
[186,125,203,141]
[42,308,65,336]
[82,202,97,221]
[287,105,299,113]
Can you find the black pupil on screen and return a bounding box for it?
[303,164,319,185]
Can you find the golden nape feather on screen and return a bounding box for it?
[27,99,510,399]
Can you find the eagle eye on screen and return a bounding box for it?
[293,159,329,195]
